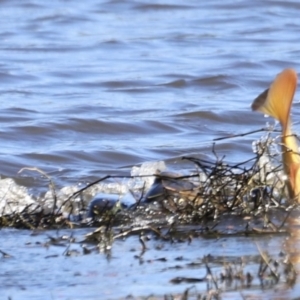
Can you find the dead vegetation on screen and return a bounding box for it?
[0,128,296,235]
[2,128,300,299]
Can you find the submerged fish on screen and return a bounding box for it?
[251,68,300,202]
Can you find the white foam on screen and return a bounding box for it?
[129,160,166,190]
[45,160,167,214]
[0,178,37,214]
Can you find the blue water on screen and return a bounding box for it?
[1,0,300,298]
[1,0,300,188]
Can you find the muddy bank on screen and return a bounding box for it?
[1,225,299,300]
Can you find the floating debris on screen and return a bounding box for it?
[0,126,295,236]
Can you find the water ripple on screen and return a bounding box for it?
[0,0,298,189]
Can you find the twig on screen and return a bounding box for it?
[255,242,279,281]
[18,167,58,215]
[113,225,162,240]
[213,128,270,141]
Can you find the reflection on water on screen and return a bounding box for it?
[286,215,300,269]
[1,227,300,300]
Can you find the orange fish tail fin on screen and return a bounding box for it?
[251,68,297,135]
[287,163,300,202]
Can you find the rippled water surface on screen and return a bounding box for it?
[2,0,300,298]
[1,0,300,189]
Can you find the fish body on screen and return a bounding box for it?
[252,68,300,201]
